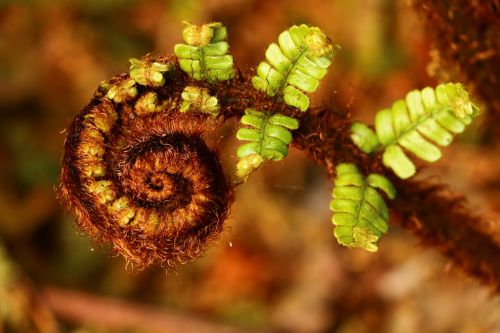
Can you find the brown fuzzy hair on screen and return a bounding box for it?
[412,0,500,142]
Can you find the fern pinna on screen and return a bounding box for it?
[350,83,479,179]
[252,24,339,111]
[57,21,500,292]
[174,22,235,82]
[236,109,299,178]
[235,24,338,178]
[330,164,395,252]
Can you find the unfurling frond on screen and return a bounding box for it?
[180,86,219,116]
[129,58,173,87]
[105,79,137,103]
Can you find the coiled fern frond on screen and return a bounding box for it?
[252,24,339,111]
[236,109,299,178]
[330,163,396,252]
[174,22,235,82]
[350,83,479,179]
[57,21,500,291]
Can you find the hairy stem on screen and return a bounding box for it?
[412,0,500,142]
[392,179,500,291]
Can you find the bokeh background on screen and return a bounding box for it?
[1,1,499,332]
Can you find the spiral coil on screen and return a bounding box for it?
[60,57,233,267]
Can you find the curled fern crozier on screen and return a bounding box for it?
[59,56,233,267]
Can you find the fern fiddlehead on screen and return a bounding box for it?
[350,83,479,179]
[60,55,233,267]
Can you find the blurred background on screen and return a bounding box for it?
[0,0,499,332]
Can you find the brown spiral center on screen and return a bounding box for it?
[118,137,198,210]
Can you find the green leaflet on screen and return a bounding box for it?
[134,92,170,116]
[330,163,395,252]
[252,24,339,111]
[106,78,137,103]
[350,122,381,153]
[350,83,480,179]
[236,109,299,178]
[129,58,173,87]
[180,86,219,117]
[174,22,235,82]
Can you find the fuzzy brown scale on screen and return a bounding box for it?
[412,0,500,142]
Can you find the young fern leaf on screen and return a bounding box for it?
[330,163,396,252]
[129,58,173,87]
[180,86,219,116]
[350,83,479,179]
[134,92,170,116]
[252,24,339,111]
[105,79,137,103]
[236,109,299,178]
[174,22,235,82]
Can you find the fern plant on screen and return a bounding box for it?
[350,83,479,179]
[59,21,500,291]
[330,163,396,251]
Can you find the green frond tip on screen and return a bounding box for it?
[353,83,479,179]
[180,86,219,116]
[174,22,235,82]
[106,78,137,103]
[350,122,380,153]
[134,92,172,116]
[252,24,340,112]
[236,154,264,179]
[330,163,395,252]
[129,58,173,87]
[236,109,299,178]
